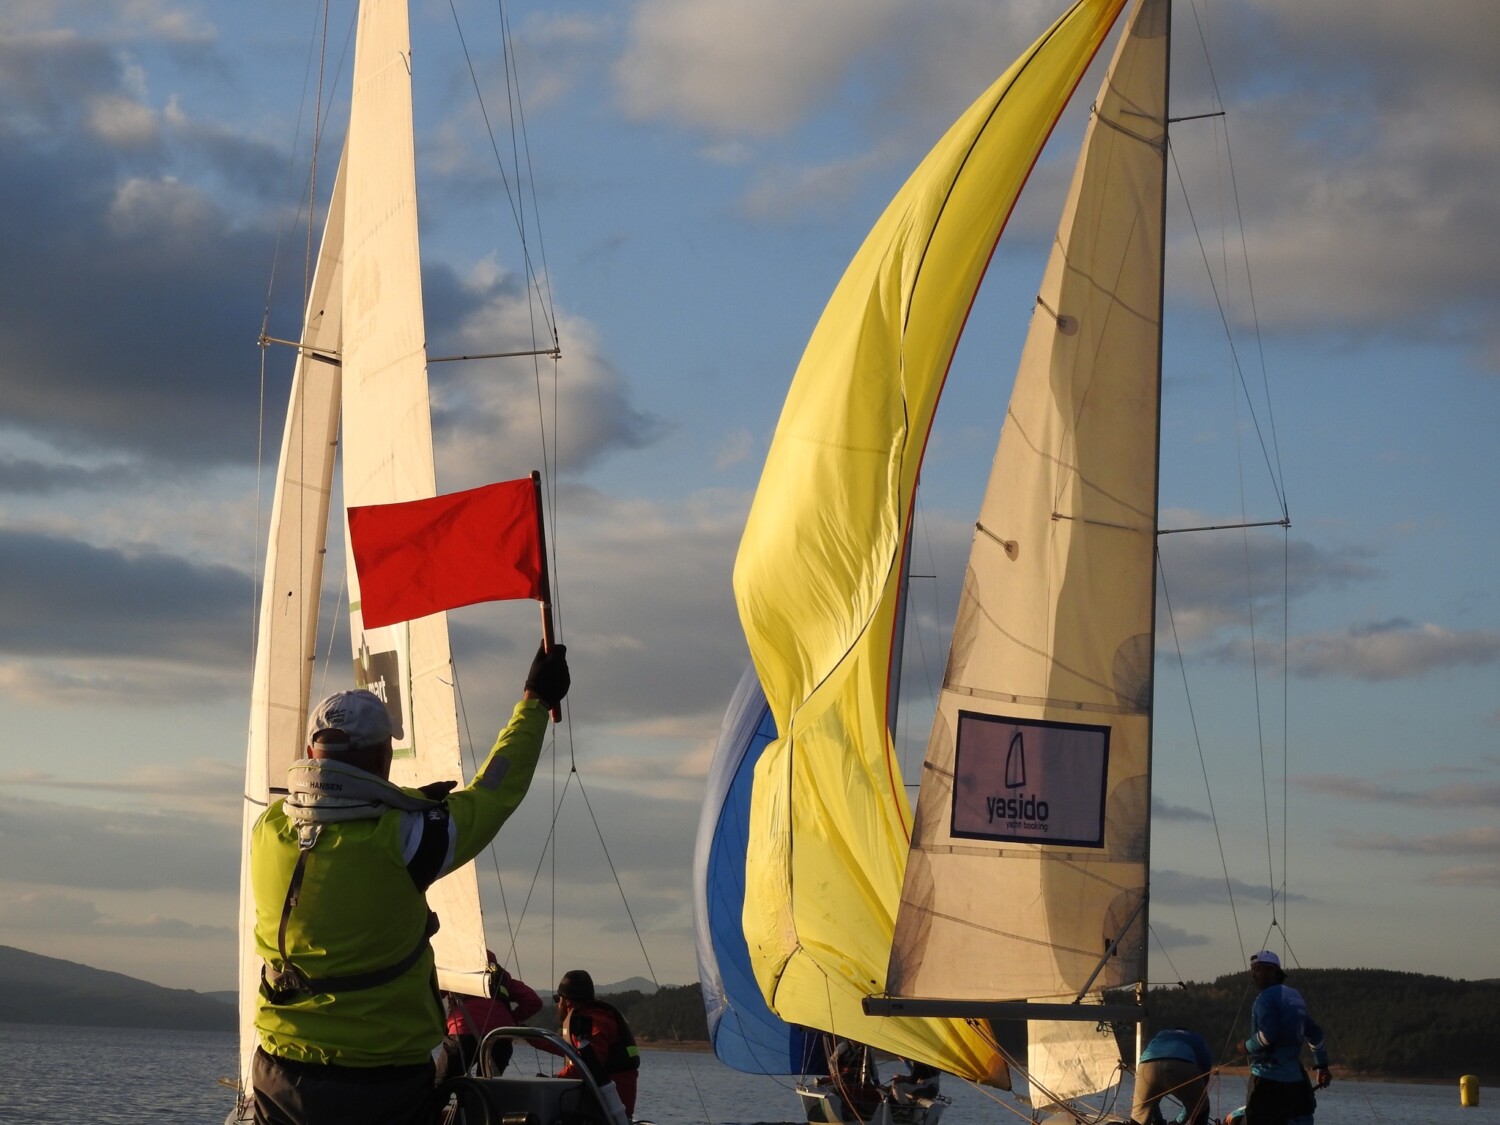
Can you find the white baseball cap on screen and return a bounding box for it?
[306,689,393,750]
[1250,950,1281,968]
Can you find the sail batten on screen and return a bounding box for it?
[731,0,1130,1089]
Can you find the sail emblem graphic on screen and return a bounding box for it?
[353,638,407,739]
[1004,729,1027,789]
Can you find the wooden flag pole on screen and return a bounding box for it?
[530,470,561,723]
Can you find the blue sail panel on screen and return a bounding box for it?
[693,666,821,1075]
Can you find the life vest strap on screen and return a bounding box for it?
[262,841,441,1005]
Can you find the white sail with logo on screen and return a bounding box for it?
[884,0,1170,1105]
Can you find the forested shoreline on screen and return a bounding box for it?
[610,971,1500,1083]
[4,944,1496,1081]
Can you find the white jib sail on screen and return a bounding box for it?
[236,151,347,1092]
[338,0,488,998]
[886,0,1170,1103]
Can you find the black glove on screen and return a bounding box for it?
[524,643,570,709]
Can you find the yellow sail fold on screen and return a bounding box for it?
[732,0,1128,1086]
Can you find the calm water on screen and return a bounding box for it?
[0,1025,1492,1125]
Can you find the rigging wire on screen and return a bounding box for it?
[1156,549,1245,968]
[1184,0,1295,934]
[430,0,665,1013]
[1166,144,1286,520]
[445,0,558,343]
[251,0,334,689]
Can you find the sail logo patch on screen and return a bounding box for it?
[353,638,408,744]
[950,712,1109,847]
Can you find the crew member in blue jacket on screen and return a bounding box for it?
[1132,1027,1212,1125]
[1236,950,1332,1125]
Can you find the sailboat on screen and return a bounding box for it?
[702,0,1277,1118]
[227,3,625,1123]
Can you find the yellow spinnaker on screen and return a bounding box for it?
[732,0,1128,1086]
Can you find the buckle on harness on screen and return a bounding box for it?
[260,963,313,1006]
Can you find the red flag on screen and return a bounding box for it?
[348,478,543,629]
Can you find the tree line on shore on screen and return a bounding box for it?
[605,970,1500,1083]
[6,941,1496,1082]
[1138,967,1500,1081]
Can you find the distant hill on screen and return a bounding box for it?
[599,976,657,996]
[0,945,233,1032]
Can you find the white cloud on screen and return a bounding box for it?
[433,294,665,481]
[1337,826,1500,856]
[1429,864,1500,888]
[106,175,216,239]
[713,428,754,470]
[0,758,243,823]
[1160,1,1500,365]
[735,144,897,222]
[1288,622,1500,680]
[86,92,157,145]
[613,0,1080,145]
[0,658,238,708]
[615,0,900,137]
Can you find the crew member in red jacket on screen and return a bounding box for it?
[441,953,542,1077]
[549,970,640,1124]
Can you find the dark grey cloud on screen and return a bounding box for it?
[0,29,298,467]
[1300,773,1500,809]
[0,25,662,476]
[1172,3,1500,362]
[0,526,246,663]
[1154,800,1213,824]
[0,456,140,495]
[442,485,748,725]
[0,796,236,894]
[1158,532,1378,635]
[1,891,232,940]
[1147,919,1214,954]
[1285,621,1500,681]
[1150,868,1306,908]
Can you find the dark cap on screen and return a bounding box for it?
[556,969,595,1002]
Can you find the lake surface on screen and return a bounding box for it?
[0,1025,1492,1125]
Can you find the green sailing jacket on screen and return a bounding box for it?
[252,699,548,1067]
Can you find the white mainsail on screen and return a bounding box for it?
[337,0,488,1000]
[235,0,489,1099]
[885,0,1170,1104]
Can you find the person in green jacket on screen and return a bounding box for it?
[249,644,569,1125]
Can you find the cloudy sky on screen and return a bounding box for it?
[1,0,1496,1003]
